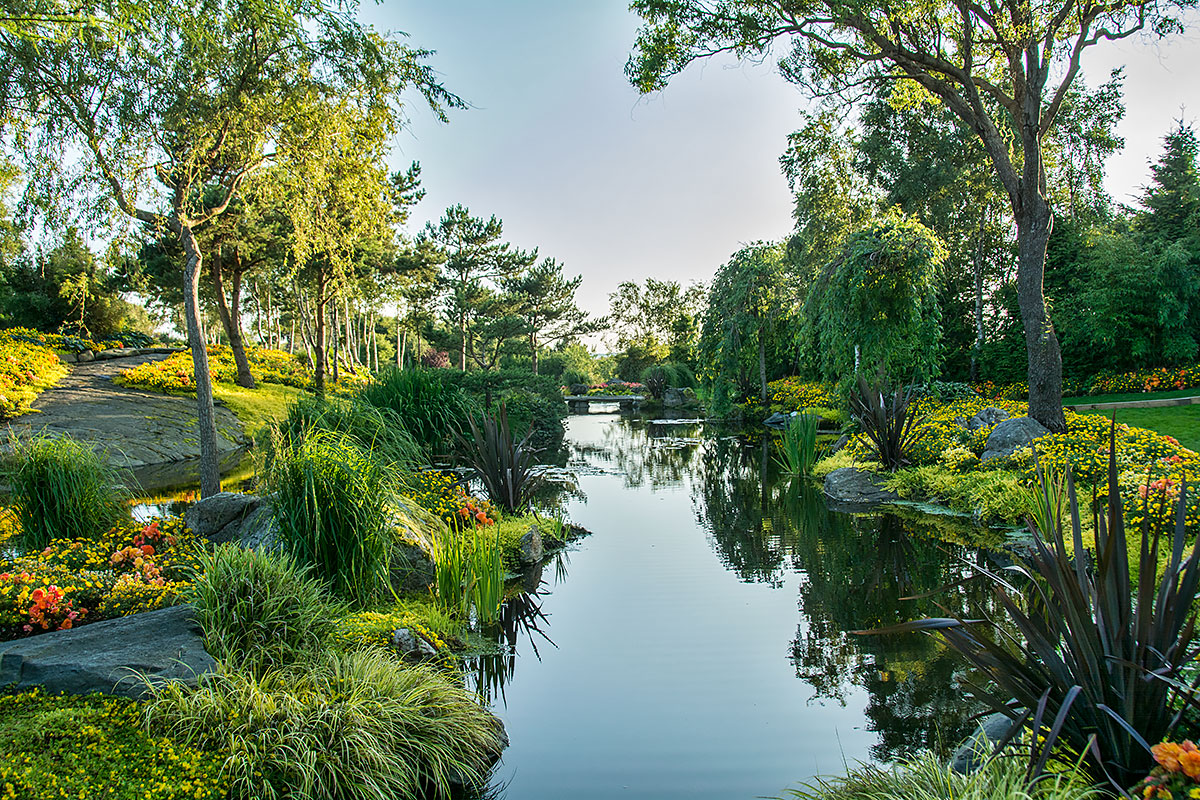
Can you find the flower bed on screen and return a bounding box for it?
[405,470,498,528]
[0,336,68,419]
[116,345,313,393]
[764,376,839,412]
[0,517,197,640]
[974,363,1200,401]
[0,326,153,354]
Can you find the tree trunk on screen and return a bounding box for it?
[397,323,404,369]
[210,249,256,389]
[530,332,539,375]
[253,279,264,347]
[971,209,986,382]
[458,310,467,371]
[331,300,340,384]
[313,276,327,395]
[1015,193,1066,432]
[176,217,222,498]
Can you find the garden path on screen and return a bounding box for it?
[3,354,245,471]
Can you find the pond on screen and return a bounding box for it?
[475,412,1001,799]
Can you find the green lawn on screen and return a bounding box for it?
[1063,387,1200,405]
[1073,404,1200,453]
[213,382,305,437]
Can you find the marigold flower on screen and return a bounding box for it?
[1181,750,1200,780]
[1154,742,1186,771]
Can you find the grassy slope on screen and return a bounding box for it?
[213,382,305,438]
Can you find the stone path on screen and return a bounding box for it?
[4,354,246,471]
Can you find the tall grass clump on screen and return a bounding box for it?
[783,750,1101,800]
[639,362,696,399]
[267,431,395,606]
[462,404,542,514]
[190,544,334,675]
[871,419,1200,788]
[432,522,505,624]
[5,434,130,550]
[263,393,423,471]
[358,367,475,456]
[775,414,822,476]
[145,649,505,800]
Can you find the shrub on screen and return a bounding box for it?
[116,345,312,393]
[783,749,1101,800]
[0,335,68,419]
[764,376,839,412]
[358,367,476,456]
[267,431,396,606]
[874,421,1200,788]
[0,689,226,800]
[462,404,543,514]
[145,649,505,800]
[5,434,130,551]
[264,393,422,471]
[849,374,924,471]
[190,544,333,674]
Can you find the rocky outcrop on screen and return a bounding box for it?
[969,407,1010,431]
[185,491,279,551]
[981,416,1049,462]
[822,467,900,512]
[390,540,437,593]
[0,605,215,699]
[391,627,439,661]
[663,387,697,408]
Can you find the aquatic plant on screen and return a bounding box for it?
[266,431,395,606]
[462,403,543,514]
[431,520,505,625]
[774,413,822,476]
[190,543,334,675]
[5,433,130,551]
[871,419,1200,787]
[144,648,505,800]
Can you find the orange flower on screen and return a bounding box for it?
[1154,741,1185,771]
[475,511,487,523]
[140,544,155,556]
[1181,750,1200,780]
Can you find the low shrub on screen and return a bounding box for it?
[358,367,476,456]
[145,649,505,800]
[0,689,226,800]
[4,434,130,551]
[849,375,924,471]
[116,345,313,393]
[883,465,1031,524]
[331,597,458,652]
[190,544,334,675]
[763,376,839,413]
[0,335,68,419]
[267,431,396,606]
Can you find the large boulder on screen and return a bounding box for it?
[969,407,1010,431]
[663,387,697,408]
[0,605,215,699]
[184,491,263,543]
[950,712,1016,773]
[517,525,544,566]
[390,539,437,593]
[981,416,1049,463]
[823,467,900,512]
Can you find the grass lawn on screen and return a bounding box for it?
[1073,404,1200,453]
[1063,387,1200,405]
[213,382,305,437]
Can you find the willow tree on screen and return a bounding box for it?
[628,0,1187,431]
[1,0,458,495]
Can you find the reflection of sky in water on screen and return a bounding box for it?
[485,414,992,800]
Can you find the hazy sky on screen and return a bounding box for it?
[363,1,1200,333]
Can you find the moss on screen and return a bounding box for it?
[882,465,1031,524]
[812,448,881,479]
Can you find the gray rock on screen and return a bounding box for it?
[569,383,589,395]
[75,349,94,363]
[981,416,1049,462]
[185,491,263,543]
[390,539,436,593]
[831,434,850,454]
[763,411,793,429]
[391,627,438,660]
[235,504,280,552]
[58,352,77,364]
[663,387,686,407]
[822,467,900,512]
[970,407,1010,431]
[950,712,1016,773]
[518,525,544,566]
[0,605,215,699]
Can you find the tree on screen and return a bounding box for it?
[699,242,800,401]
[505,258,603,374]
[419,205,536,370]
[607,277,706,352]
[1,0,458,494]
[628,0,1187,431]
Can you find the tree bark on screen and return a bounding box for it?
[530,332,539,375]
[313,275,327,395]
[331,300,340,384]
[971,209,986,382]
[397,323,404,369]
[210,249,256,389]
[758,331,768,402]
[176,217,222,498]
[1015,192,1066,432]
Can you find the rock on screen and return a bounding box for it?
[185,491,264,543]
[663,387,686,407]
[569,383,589,395]
[969,407,1010,431]
[831,434,850,454]
[58,352,77,364]
[518,525,544,566]
[390,539,436,593]
[950,712,1016,773]
[0,605,215,699]
[391,627,438,660]
[763,411,793,429]
[75,349,94,363]
[235,504,280,552]
[981,416,1049,462]
[953,416,970,429]
[822,467,900,512]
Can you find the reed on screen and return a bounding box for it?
[774,413,822,476]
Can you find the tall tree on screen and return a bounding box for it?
[418,205,536,370]
[627,0,1187,431]
[1,0,459,495]
[505,258,602,374]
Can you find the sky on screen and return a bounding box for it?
[363,1,1200,338]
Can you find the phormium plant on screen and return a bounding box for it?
[848,373,924,471]
[461,403,543,514]
[866,418,1200,788]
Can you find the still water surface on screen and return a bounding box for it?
[478,413,993,799]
